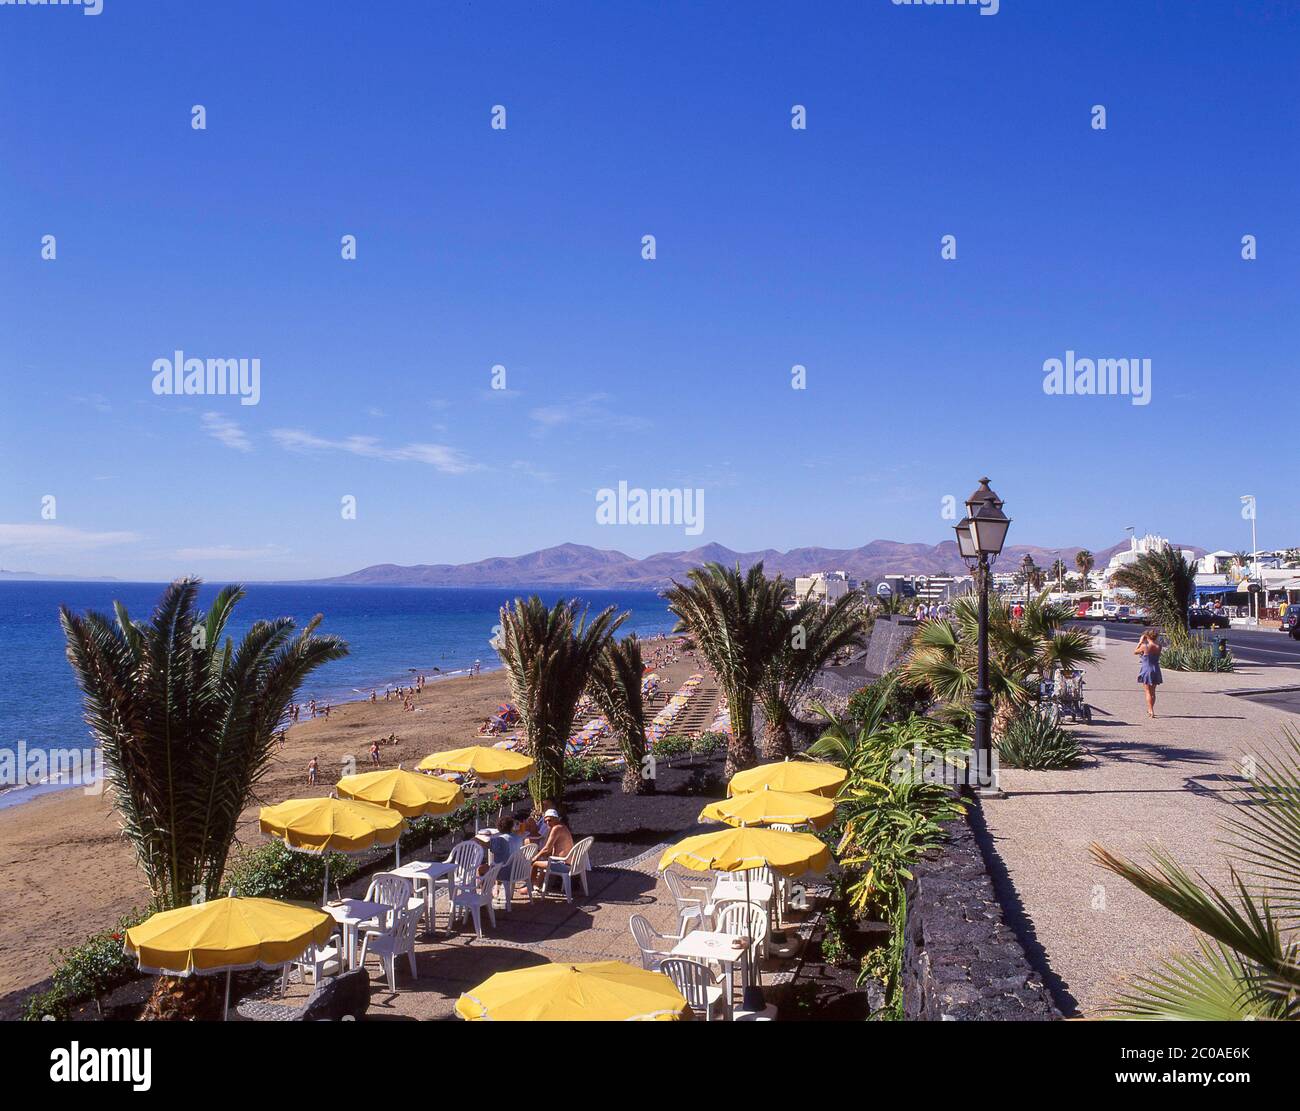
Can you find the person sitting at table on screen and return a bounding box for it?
[530,809,574,895]
[487,817,523,871]
[520,800,557,843]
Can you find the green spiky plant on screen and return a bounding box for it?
[900,591,1098,735]
[758,590,866,760]
[495,595,625,805]
[1091,731,1300,1019]
[586,633,650,794]
[664,562,791,776]
[59,578,348,1018]
[1111,544,1197,641]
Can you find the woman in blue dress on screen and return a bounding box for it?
[1134,629,1163,718]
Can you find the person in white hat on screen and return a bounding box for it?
[530,808,574,895]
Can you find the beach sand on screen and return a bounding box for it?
[0,667,512,1005]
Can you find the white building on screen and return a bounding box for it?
[1103,533,1198,585]
[794,570,853,605]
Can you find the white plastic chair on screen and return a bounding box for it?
[629,912,691,971]
[660,958,726,1021]
[450,862,503,938]
[436,840,485,924]
[497,844,538,911]
[366,872,424,925]
[715,900,769,978]
[358,906,419,992]
[663,870,711,930]
[281,932,343,992]
[544,836,593,901]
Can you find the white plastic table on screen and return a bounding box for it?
[323,898,390,968]
[670,929,750,1020]
[390,860,457,932]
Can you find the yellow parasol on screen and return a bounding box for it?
[416,745,534,783]
[727,758,847,799]
[336,767,464,818]
[455,960,689,1021]
[260,796,404,900]
[699,786,836,832]
[124,895,335,1019]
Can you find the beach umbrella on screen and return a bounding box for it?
[698,786,837,832]
[124,895,334,1020]
[726,757,847,799]
[455,960,689,1021]
[260,796,404,901]
[336,767,464,865]
[417,746,535,829]
[658,825,832,1010]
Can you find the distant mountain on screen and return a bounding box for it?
[311,538,1204,590]
[0,569,119,582]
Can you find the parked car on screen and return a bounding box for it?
[1074,601,1092,618]
[1281,609,1300,640]
[1189,607,1230,630]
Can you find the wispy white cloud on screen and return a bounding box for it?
[528,393,650,438]
[201,412,253,452]
[0,524,141,555]
[511,460,557,483]
[271,429,480,475]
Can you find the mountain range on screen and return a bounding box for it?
[310,538,1196,591]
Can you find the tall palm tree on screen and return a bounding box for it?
[664,562,790,776]
[1111,545,1196,638]
[586,633,650,795]
[60,579,348,1019]
[495,595,625,804]
[1075,549,1095,579]
[901,591,1098,733]
[60,579,348,911]
[1091,731,1300,1019]
[1049,558,1068,588]
[758,592,866,759]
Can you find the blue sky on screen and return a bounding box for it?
[2,0,1297,580]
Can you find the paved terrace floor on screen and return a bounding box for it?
[247,846,811,1020]
[980,631,1300,1016]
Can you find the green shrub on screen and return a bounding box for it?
[1164,632,1234,673]
[690,731,726,756]
[651,734,692,759]
[563,754,612,783]
[848,672,931,727]
[996,705,1082,770]
[223,840,359,902]
[23,911,147,1021]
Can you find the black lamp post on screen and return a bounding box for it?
[954,478,1011,794]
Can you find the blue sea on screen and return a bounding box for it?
[0,582,675,804]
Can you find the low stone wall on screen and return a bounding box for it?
[902,812,1059,1021]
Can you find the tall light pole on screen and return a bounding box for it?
[955,478,1011,796]
[1241,494,1258,621]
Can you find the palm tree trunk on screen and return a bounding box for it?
[621,760,650,794]
[725,692,758,776]
[528,725,565,806]
[142,974,223,1021]
[761,713,793,761]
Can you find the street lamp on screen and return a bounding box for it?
[953,477,1011,795]
[1241,495,1258,622]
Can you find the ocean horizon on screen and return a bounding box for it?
[0,581,676,807]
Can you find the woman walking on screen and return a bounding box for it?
[1134,628,1163,718]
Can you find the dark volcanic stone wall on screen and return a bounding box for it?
[902,813,1059,1021]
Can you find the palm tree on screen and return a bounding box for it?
[664,562,790,776]
[1075,549,1095,579]
[1111,544,1196,638]
[757,592,866,759]
[1049,558,1068,588]
[60,578,348,1018]
[586,634,650,795]
[495,595,625,804]
[901,591,1099,734]
[1091,732,1300,1019]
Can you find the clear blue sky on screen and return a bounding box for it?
[2,0,1297,580]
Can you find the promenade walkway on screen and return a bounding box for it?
[980,631,1300,1015]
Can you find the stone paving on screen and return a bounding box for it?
[252,846,810,1020]
[979,631,1300,1016]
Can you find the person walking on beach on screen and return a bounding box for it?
[307,756,319,786]
[1135,628,1163,719]
[369,740,381,766]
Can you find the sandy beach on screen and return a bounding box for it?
[0,667,513,1006]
